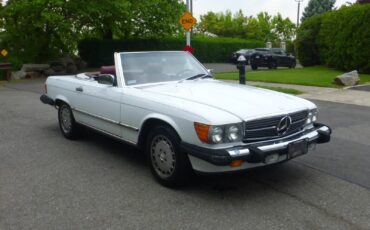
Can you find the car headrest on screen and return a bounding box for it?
[100,66,116,76]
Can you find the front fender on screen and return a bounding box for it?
[140,113,182,138]
[54,94,71,106]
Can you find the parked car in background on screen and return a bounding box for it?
[250,48,296,70]
[230,49,255,64]
[41,51,331,187]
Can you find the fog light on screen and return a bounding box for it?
[265,153,280,164]
[230,160,243,167]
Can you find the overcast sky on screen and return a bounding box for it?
[189,0,355,23]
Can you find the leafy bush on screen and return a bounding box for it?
[296,4,370,73]
[295,16,322,66]
[78,37,264,67]
[285,40,296,56]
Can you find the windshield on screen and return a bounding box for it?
[120,51,209,86]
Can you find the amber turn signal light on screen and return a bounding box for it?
[194,122,210,143]
[230,159,243,167]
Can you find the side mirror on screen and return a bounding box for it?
[97,74,116,86]
[207,69,214,74]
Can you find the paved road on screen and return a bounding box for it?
[350,84,370,92]
[1,80,370,230]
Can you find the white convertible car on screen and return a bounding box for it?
[41,51,331,187]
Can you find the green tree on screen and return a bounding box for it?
[121,0,185,38]
[0,0,185,65]
[198,10,247,38]
[272,13,296,41]
[301,0,336,22]
[198,11,295,43]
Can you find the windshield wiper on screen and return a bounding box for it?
[179,74,213,82]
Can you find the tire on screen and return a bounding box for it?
[251,65,258,70]
[146,125,191,187]
[58,103,83,140]
[289,61,296,69]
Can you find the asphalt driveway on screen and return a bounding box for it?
[1,80,369,230]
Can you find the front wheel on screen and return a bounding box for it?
[146,125,191,187]
[58,103,83,139]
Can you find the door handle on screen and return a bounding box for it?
[76,87,83,92]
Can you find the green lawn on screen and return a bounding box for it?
[215,66,370,88]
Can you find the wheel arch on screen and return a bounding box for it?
[137,115,182,151]
[54,95,70,107]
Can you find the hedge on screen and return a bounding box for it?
[296,4,370,73]
[78,37,264,67]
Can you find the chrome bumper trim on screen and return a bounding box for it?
[228,126,330,157]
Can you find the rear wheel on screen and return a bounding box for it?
[146,125,191,187]
[289,61,296,69]
[58,103,83,139]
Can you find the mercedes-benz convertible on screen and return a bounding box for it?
[41,51,331,187]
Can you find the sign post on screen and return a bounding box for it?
[186,0,191,46]
[179,0,197,53]
[0,49,12,81]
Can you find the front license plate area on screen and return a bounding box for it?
[288,139,308,159]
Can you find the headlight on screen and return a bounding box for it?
[226,125,241,142]
[210,126,223,144]
[194,122,242,144]
[306,109,318,125]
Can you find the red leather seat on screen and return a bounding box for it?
[100,66,116,76]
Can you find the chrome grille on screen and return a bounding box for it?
[244,110,308,143]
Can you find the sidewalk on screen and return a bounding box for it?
[225,80,370,108]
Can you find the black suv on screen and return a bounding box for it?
[249,48,296,70]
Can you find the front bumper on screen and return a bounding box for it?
[181,123,331,173]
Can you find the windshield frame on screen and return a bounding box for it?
[119,51,210,87]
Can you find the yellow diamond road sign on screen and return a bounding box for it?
[179,12,197,31]
[1,49,8,57]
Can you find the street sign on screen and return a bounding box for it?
[1,49,8,57]
[179,12,197,31]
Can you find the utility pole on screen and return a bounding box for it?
[295,0,304,28]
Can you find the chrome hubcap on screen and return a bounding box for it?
[151,135,176,179]
[60,106,72,133]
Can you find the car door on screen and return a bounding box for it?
[272,49,284,66]
[280,50,291,66]
[73,79,122,137]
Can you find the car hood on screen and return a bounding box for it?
[136,79,315,121]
